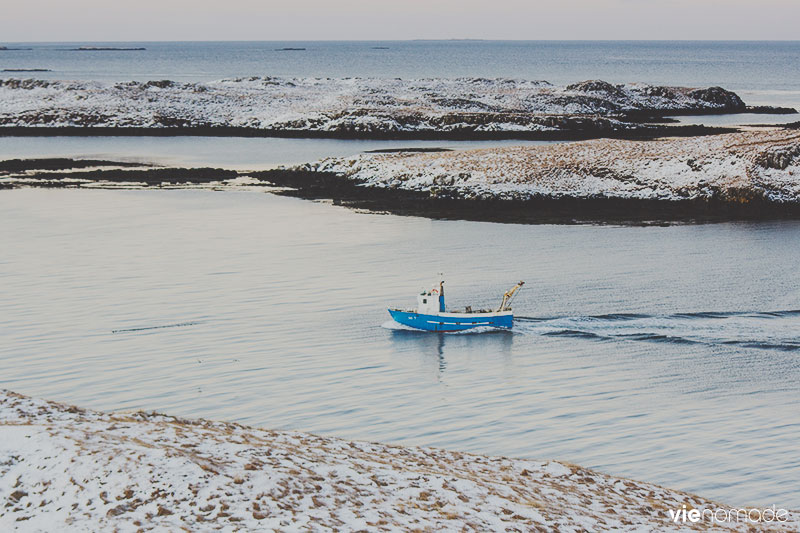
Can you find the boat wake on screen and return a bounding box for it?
[515,309,800,352]
[111,321,202,334]
[381,320,419,331]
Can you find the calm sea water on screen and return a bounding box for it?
[1,41,799,109]
[0,137,558,170]
[1,189,799,508]
[1,41,799,509]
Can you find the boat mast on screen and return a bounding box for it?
[497,281,525,312]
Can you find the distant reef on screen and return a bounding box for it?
[70,46,146,51]
[0,76,794,140]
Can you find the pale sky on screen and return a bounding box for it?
[3,0,799,41]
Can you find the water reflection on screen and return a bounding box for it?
[389,328,515,380]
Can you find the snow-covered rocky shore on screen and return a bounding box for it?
[0,77,775,137]
[305,127,800,204]
[1,390,796,532]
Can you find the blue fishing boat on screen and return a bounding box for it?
[388,280,525,332]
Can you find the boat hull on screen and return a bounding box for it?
[388,309,513,332]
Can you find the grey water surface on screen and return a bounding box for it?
[1,188,798,508]
[0,136,558,170]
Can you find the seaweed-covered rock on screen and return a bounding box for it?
[639,86,679,100]
[144,80,176,89]
[566,80,625,98]
[688,87,746,111]
[0,78,56,90]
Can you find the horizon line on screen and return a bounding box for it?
[4,39,800,44]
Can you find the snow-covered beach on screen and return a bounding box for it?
[1,390,797,531]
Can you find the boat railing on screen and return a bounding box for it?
[449,307,499,314]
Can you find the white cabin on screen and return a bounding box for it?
[416,292,441,315]
[416,282,445,315]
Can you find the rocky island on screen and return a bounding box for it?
[0,77,793,140]
[273,125,800,218]
[4,125,799,223]
[263,125,800,223]
[1,75,798,222]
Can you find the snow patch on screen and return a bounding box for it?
[2,389,797,531]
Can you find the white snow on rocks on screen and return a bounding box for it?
[0,77,745,132]
[308,129,800,203]
[1,390,797,531]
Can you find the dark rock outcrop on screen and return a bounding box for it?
[566,80,626,98]
[687,87,746,111]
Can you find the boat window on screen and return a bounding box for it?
[422,299,427,304]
